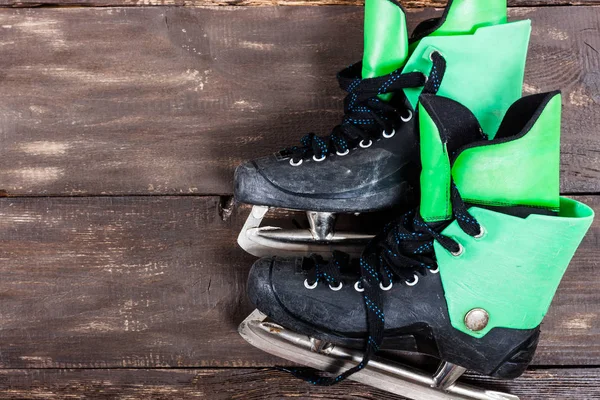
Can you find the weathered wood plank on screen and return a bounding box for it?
[0,7,598,195]
[1,0,600,9]
[0,196,259,368]
[0,195,596,368]
[0,367,598,400]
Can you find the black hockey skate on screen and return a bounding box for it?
[238,91,594,398]
[235,67,423,257]
[234,0,531,257]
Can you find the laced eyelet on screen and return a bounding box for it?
[290,158,303,167]
[401,109,413,123]
[313,154,326,163]
[304,279,318,290]
[405,274,419,287]
[336,149,350,157]
[382,129,396,139]
[429,266,439,274]
[429,50,442,61]
[474,225,486,239]
[380,281,393,291]
[354,281,365,292]
[359,140,373,149]
[329,282,343,291]
[451,242,464,257]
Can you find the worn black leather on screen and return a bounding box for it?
[248,256,540,378]
[234,114,419,213]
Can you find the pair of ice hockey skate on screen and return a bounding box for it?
[234,0,594,399]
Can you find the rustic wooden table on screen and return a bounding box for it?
[0,0,597,398]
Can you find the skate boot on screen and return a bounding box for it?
[239,90,594,399]
[235,0,532,258]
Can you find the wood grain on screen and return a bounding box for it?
[1,0,600,9]
[0,194,596,368]
[0,7,598,195]
[0,367,598,400]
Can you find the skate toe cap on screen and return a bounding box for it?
[247,256,276,310]
[234,160,270,205]
[247,256,300,315]
[247,256,369,336]
[233,161,256,196]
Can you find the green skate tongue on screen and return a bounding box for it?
[453,92,562,213]
[361,0,508,85]
[417,94,485,222]
[418,92,563,223]
[412,0,507,39]
[361,0,409,79]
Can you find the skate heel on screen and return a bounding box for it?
[490,329,540,379]
[437,327,541,380]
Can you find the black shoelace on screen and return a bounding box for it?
[283,182,482,385]
[280,63,426,163]
[279,51,450,384]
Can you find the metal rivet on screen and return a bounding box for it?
[429,50,443,61]
[382,129,396,139]
[289,158,303,167]
[304,279,318,290]
[451,242,464,257]
[474,225,486,239]
[354,281,364,292]
[359,139,373,149]
[405,274,419,287]
[464,308,489,332]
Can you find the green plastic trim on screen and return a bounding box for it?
[437,197,594,338]
[453,94,562,211]
[414,19,532,222]
[431,0,507,37]
[362,0,409,80]
[403,20,531,136]
[418,101,452,222]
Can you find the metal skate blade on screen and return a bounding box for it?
[239,310,520,400]
[237,206,373,258]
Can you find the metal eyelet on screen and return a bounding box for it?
[304,279,318,290]
[405,274,419,287]
[380,281,393,291]
[474,225,486,239]
[429,266,439,274]
[329,282,343,291]
[359,140,373,149]
[429,50,442,61]
[313,154,326,162]
[290,158,303,167]
[451,242,464,257]
[401,109,413,123]
[354,281,364,292]
[336,149,350,157]
[382,129,396,139]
